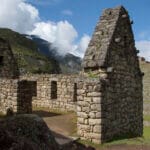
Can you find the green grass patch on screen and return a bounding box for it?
[33,106,73,115]
[144,100,150,104]
[79,127,150,149]
[144,115,150,121]
[87,71,99,78]
[0,112,5,117]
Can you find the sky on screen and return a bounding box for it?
[0,0,150,60]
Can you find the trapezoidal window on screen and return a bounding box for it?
[73,83,77,102]
[51,81,57,99]
[0,56,4,66]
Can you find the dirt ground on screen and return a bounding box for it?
[33,110,150,150]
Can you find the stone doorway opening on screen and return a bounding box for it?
[51,81,57,99]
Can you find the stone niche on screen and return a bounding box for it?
[78,6,143,143]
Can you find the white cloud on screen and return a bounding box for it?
[0,0,39,33]
[136,40,150,61]
[30,21,78,55]
[75,35,90,57]
[0,0,90,57]
[62,10,73,16]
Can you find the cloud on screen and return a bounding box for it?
[0,0,39,33]
[30,21,78,55]
[75,35,90,57]
[136,40,150,61]
[62,10,73,16]
[0,0,90,57]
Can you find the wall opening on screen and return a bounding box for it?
[0,56,4,66]
[73,83,77,102]
[31,81,37,97]
[51,81,57,99]
[124,36,127,47]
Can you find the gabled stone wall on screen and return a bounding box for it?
[78,6,143,143]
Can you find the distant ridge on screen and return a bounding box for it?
[0,28,61,74]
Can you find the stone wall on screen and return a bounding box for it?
[21,74,79,111]
[77,77,103,143]
[0,79,18,114]
[79,6,143,143]
[0,38,19,79]
[0,79,34,114]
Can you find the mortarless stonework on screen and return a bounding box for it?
[78,6,143,143]
[0,39,34,114]
[0,38,19,79]
[20,74,78,111]
[0,79,34,114]
[0,5,143,144]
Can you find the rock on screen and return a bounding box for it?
[0,114,59,150]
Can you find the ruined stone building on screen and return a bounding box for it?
[0,6,143,144]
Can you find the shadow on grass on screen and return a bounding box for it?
[32,110,61,117]
[51,130,95,150]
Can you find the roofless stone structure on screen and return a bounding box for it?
[77,6,143,143]
[0,5,143,144]
[0,38,19,78]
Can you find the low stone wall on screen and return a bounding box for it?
[77,77,103,144]
[20,74,79,111]
[0,79,18,114]
[0,79,34,114]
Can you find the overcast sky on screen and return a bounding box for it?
[0,0,149,60]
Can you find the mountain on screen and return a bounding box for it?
[28,35,82,74]
[0,28,60,74]
[139,58,150,102]
[0,28,82,74]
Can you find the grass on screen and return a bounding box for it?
[33,106,73,115]
[0,112,5,117]
[140,62,150,102]
[87,71,99,78]
[1,107,150,149]
[144,115,150,122]
[0,28,59,74]
[144,100,150,104]
[79,127,150,149]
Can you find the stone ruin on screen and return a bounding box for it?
[0,6,143,144]
[0,38,19,79]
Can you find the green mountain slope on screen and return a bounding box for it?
[0,28,60,74]
[140,60,150,102]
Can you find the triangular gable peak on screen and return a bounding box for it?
[82,6,140,74]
